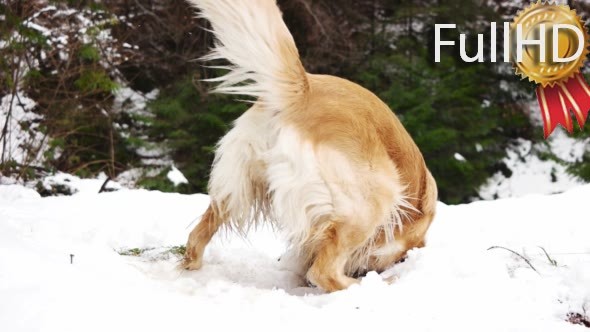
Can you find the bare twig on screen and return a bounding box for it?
[538,246,558,266]
[98,176,111,193]
[295,0,329,39]
[487,246,540,274]
[1,41,23,164]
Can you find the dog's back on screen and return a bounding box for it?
[282,73,437,274]
[183,0,437,292]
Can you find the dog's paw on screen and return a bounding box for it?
[180,257,203,271]
[306,269,360,292]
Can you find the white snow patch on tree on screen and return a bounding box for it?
[0,93,47,165]
[479,131,584,200]
[454,152,466,162]
[167,166,188,186]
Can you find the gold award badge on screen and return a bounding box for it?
[511,1,590,138]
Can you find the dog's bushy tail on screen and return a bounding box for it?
[187,0,309,111]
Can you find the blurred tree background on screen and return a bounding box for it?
[1,0,589,204]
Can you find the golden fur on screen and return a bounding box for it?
[182,0,437,292]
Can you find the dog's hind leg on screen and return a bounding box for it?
[304,147,399,292]
[182,204,222,270]
[306,221,373,292]
[182,106,271,271]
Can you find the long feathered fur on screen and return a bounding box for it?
[187,0,308,111]
[182,0,438,292]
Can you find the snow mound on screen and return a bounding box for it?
[0,184,41,201]
[39,172,122,196]
[0,184,589,331]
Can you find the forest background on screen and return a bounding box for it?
[1,0,589,204]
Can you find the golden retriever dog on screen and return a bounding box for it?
[182,0,438,292]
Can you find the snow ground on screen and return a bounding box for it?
[0,182,589,332]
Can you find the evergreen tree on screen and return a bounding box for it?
[3,0,581,203]
[349,0,537,203]
[145,76,246,193]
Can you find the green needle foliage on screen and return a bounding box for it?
[4,0,586,203]
[355,50,533,203]
[147,77,247,193]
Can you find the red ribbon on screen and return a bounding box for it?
[536,73,590,138]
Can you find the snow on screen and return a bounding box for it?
[479,131,586,200]
[0,93,47,165]
[23,21,51,36]
[454,152,466,161]
[167,166,188,186]
[549,132,589,163]
[115,168,144,188]
[1,181,589,331]
[40,172,121,195]
[113,87,158,117]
